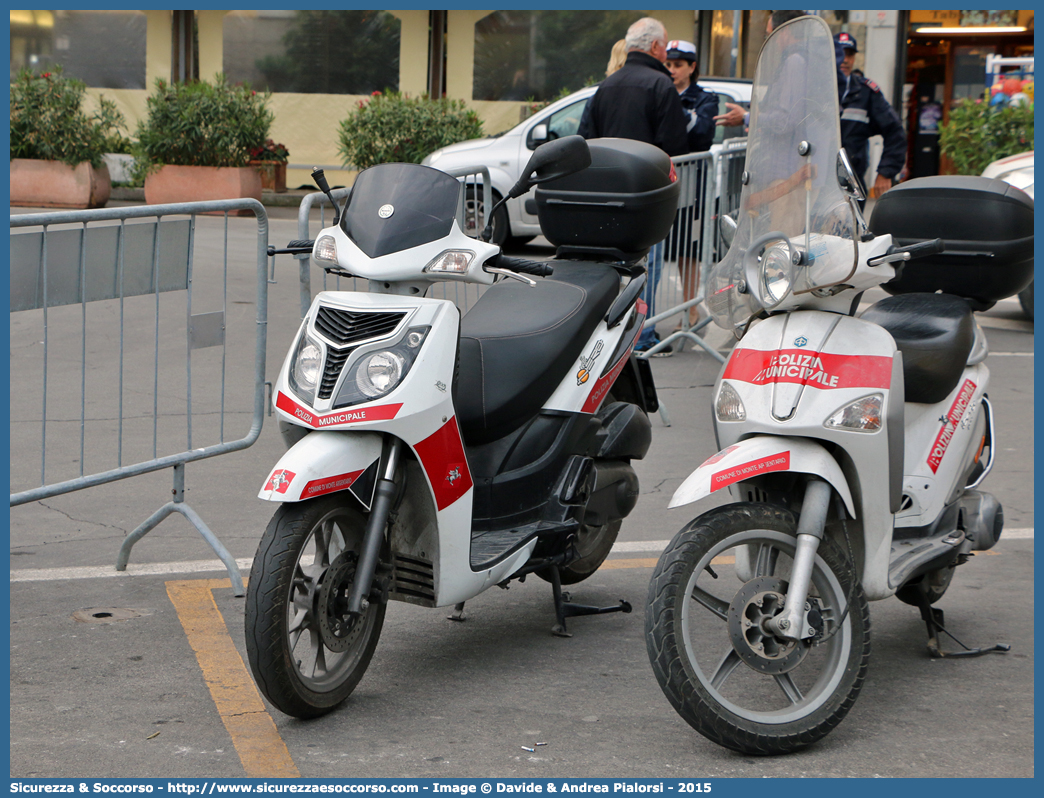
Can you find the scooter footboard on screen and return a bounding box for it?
[669,436,855,517]
[259,430,383,506]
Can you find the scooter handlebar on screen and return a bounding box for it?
[867,238,945,267]
[489,254,554,278]
[898,238,945,259]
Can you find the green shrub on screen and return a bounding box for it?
[939,95,1034,175]
[10,67,126,169]
[134,74,274,171]
[337,91,483,169]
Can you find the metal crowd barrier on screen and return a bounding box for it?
[9,199,271,595]
[292,166,493,318]
[637,140,747,364]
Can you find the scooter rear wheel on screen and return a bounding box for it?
[645,503,870,754]
[245,495,386,719]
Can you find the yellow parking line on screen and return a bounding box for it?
[604,555,736,569]
[166,579,300,778]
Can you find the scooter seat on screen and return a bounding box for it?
[860,293,974,404]
[457,261,620,445]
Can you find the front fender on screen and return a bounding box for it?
[670,436,856,517]
[259,430,383,506]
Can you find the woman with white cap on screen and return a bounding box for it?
[664,39,717,328]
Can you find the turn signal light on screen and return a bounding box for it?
[824,394,883,432]
[715,382,746,422]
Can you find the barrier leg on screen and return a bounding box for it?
[115,463,245,596]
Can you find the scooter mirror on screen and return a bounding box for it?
[719,213,738,250]
[508,135,591,199]
[836,149,866,201]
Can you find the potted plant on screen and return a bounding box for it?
[938,92,1034,175]
[248,139,290,192]
[337,91,483,169]
[9,67,126,209]
[133,74,274,206]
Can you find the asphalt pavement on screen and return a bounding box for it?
[7,211,1035,779]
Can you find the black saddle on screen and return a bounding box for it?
[457,261,621,445]
[860,293,975,404]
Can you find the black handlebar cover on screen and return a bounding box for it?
[899,238,945,259]
[492,254,554,277]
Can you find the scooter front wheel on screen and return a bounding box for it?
[645,503,870,754]
[245,495,386,719]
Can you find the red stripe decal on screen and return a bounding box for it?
[301,470,365,499]
[722,349,892,390]
[276,391,402,428]
[712,452,790,489]
[926,378,977,473]
[413,416,473,511]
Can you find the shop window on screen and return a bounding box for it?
[953,45,997,100]
[223,10,399,95]
[473,10,642,102]
[10,10,146,89]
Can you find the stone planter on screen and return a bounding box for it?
[249,160,287,193]
[10,158,111,209]
[144,165,263,210]
[102,153,136,184]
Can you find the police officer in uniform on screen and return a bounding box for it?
[835,31,906,197]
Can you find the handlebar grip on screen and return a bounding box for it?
[287,239,314,249]
[494,254,554,277]
[900,238,945,259]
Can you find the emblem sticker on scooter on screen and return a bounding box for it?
[264,469,296,494]
[446,467,462,484]
[794,337,808,347]
[577,340,604,385]
[378,204,394,219]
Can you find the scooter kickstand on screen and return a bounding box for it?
[447,602,466,622]
[547,563,631,638]
[914,589,1010,658]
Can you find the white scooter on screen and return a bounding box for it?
[644,16,1033,755]
[247,135,680,718]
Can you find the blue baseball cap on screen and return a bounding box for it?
[834,31,858,53]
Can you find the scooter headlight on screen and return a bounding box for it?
[760,243,794,307]
[825,394,883,432]
[715,381,746,422]
[333,326,430,408]
[356,351,406,397]
[288,334,323,405]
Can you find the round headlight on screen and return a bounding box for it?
[293,341,322,389]
[356,351,406,398]
[760,244,793,306]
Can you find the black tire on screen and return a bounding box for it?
[895,564,956,607]
[464,186,509,247]
[1018,279,1033,320]
[245,495,386,719]
[645,503,871,755]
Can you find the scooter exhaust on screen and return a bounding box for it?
[959,490,1004,551]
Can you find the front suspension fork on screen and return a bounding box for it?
[765,479,832,641]
[347,435,403,617]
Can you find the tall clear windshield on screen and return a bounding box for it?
[706,16,858,334]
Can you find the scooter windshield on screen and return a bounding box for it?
[340,163,462,259]
[706,16,858,334]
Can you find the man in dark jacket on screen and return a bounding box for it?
[578,17,689,356]
[835,31,906,196]
[577,17,689,157]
